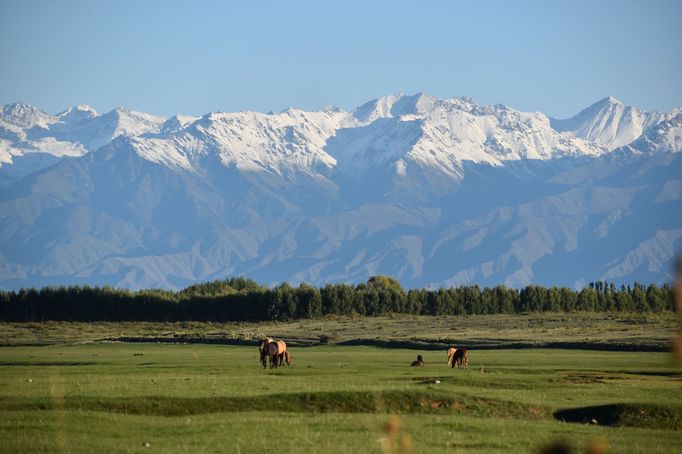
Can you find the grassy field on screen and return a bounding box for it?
[1,341,681,453]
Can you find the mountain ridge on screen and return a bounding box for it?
[0,94,680,290]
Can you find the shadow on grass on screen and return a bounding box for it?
[4,392,678,430]
[554,403,681,430]
[1,390,547,420]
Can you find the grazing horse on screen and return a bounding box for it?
[410,355,424,366]
[265,339,292,369]
[258,337,273,368]
[447,347,457,367]
[452,348,468,369]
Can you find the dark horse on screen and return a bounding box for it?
[258,337,273,368]
[451,348,468,369]
[410,355,425,366]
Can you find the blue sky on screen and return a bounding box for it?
[1,0,680,118]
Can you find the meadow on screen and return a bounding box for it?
[0,314,680,453]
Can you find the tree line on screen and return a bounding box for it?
[0,276,674,322]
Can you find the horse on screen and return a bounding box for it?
[264,339,292,369]
[258,337,273,368]
[266,341,280,368]
[410,355,424,366]
[447,347,457,367]
[452,348,468,369]
[276,340,292,366]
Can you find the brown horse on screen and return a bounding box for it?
[276,340,292,366]
[265,339,292,369]
[452,348,468,369]
[447,347,457,367]
[410,355,424,366]
[258,337,273,368]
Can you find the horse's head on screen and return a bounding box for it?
[258,337,274,353]
[285,352,292,366]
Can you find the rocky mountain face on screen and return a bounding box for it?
[0,94,680,290]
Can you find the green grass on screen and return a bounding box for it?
[1,343,681,453]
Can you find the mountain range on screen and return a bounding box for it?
[0,93,680,290]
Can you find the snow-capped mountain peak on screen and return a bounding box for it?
[0,102,57,129]
[161,114,199,133]
[351,93,403,123]
[93,107,166,142]
[598,95,623,106]
[334,94,606,187]
[57,104,99,125]
[550,96,665,150]
[0,94,680,189]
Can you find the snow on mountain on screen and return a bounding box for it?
[0,104,166,184]
[51,107,165,150]
[330,93,605,199]
[0,103,88,180]
[161,115,199,133]
[622,110,682,155]
[108,107,350,179]
[2,94,678,183]
[185,108,347,174]
[57,104,99,125]
[551,96,665,150]
[0,102,58,130]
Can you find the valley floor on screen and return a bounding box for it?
[0,343,681,453]
[0,313,681,453]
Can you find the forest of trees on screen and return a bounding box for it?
[0,276,674,322]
